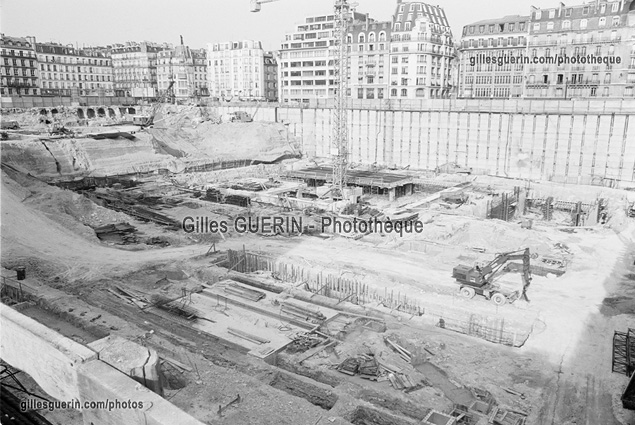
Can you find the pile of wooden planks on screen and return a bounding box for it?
[106,285,148,308]
[227,327,270,345]
[384,337,412,363]
[387,373,418,390]
[281,300,326,323]
[223,282,266,302]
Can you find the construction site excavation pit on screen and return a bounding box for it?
[2,103,635,425]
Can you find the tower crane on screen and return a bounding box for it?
[251,0,353,198]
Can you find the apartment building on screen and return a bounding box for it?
[278,11,370,103]
[111,42,167,98]
[388,1,455,99]
[156,43,208,101]
[263,51,278,101]
[348,20,392,100]
[33,40,113,97]
[0,34,39,96]
[458,16,530,98]
[207,40,266,100]
[526,0,635,98]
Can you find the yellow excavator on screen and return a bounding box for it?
[452,248,532,306]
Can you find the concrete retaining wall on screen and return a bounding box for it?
[0,307,204,425]
[0,305,98,401]
[272,104,635,184]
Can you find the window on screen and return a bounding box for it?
[600,4,606,13]
[533,23,540,31]
[599,17,606,27]
[401,88,407,96]
[611,2,619,12]
[549,9,555,18]
[377,88,384,99]
[580,19,588,30]
[489,24,494,33]
[479,25,485,33]
[535,10,542,19]
[509,23,515,32]
[612,16,620,27]
[394,23,401,31]
[369,33,375,42]
[562,20,570,30]
[547,22,554,30]
[391,88,397,96]
[520,22,526,31]
[357,88,363,99]
[605,73,611,84]
[405,22,411,31]
[582,6,589,15]
[358,34,365,43]
[590,87,597,96]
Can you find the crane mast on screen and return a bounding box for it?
[252,0,351,198]
[331,0,350,196]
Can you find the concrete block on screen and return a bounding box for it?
[0,306,97,401]
[77,360,204,425]
[89,335,163,396]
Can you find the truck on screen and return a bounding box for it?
[452,248,532,306]
[1,120,19,130]
[227,111,253,123]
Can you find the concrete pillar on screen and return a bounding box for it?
[388,188,396,202]
[77,360,203,425]
[88,336,163,396]
[405,184,413,196]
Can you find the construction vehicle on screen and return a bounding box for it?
[227,111,253,123]
[452,248,532,306]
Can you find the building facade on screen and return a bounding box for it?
[156,44,208,101]
[388,1,455,99]
[348,20,392,100]
[33,40,114,97]
[526,0,635,98]
[278,11,370,103]
[111,42,167,98]
[207,40,266,100]
[263,51,278,101]
[458,16,529,98]
[0,34,40,96]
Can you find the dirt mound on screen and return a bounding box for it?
[145,104,293,161]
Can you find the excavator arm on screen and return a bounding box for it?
[478,248,532,301]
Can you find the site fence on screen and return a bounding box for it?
[226,249,531,347]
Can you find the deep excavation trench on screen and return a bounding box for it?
[348,406,419,425]
[265,370,339,410]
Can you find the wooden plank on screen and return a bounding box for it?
[297,340,337,364]
[162,356,193,372]
[227,327,270,344]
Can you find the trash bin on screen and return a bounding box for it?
[16,266,26,281]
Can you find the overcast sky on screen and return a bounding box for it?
[1,0,558,51]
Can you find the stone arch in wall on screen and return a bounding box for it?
[119,107,127,116]
[51,108,58,115]
[86,108,95,118]
[97,107,106,117]
[39,109,48,115]
[77,109,85,119]
[107,108,116,118]
[128,107,136,115]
